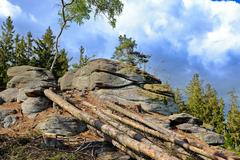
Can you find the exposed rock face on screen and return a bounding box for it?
[59,59,179,115]
[0,97,4,105]
[2,115,18,128]
[21,97,51,118]
[0,88,19,103]
[169,113,203,126]
[36,115,87,136]
[7,66,56,90]
[0,109,18,128]
[169,113,224,145]
[0,65,57,117]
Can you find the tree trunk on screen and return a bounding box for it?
[104,101,226,160]
[44,89,175,160]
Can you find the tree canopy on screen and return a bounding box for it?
[50,0,124,71]
[112,34,151,68]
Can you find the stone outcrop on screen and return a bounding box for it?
[0,88,19,103]
[0,66,57,118]
[7,66,56,92]
[21,97,51,118]
[0,108,18,128]
[169,113,224,145]
[59,59,179,115]
[36,115,87,136]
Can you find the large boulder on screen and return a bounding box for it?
[0,109,17,120]
[59,59,178,115]
[36,115,87,136]
[2,115,18,128]
[0,88,19,103]
[58,70,75,90]
[94,86,179,115]
[0,97,4,105]
[21,97,51,117]
[169,113,203,126]
[7,66,56,94]
[176,123,224,145]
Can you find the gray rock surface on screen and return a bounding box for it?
[0,97,4,105]
[176,123,224,145]
[17,88,28,103]
[0,109,17,120]
[60,58,178,115]
[169,113,203,126]
[7,66,56,94]
[0,88,19,103]
[21,97,50,117]
[36,115,87,136]
[2,115,18,128]
[94,86,179,115]
[58,70,75,91]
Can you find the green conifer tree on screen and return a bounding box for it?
[174,88,188,113]
[15,35,28,65]
[26,32,33,61]
[226,90,240,150]
[33,27,68,79]
[203,84,217,124]
[33,27,55,68]
[0,16,15,86]
[112,35,150,68]
[212,97,225,134]
[53,49,69,79]
[72,46,95,69]
[186,74,204,119]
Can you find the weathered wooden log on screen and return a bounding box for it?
[87,105,179,160]
[103,101,226,160]
[111,140,146,160]
[44,89,174,160]
[83,101,194,160]
[87,125,146,160]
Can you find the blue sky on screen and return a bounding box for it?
[0,0,240,109]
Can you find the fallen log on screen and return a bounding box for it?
[87,105,179,160]
[44,89,174,160]
[103,101,227,160]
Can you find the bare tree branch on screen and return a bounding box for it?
[50,0,74,72]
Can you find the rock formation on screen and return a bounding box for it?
[59,58,179,115]
[0,59,237,159]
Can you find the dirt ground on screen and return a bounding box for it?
[0,102,108,160]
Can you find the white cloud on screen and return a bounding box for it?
[0,0,22,18]
[98,0,240,67]
[29,13,38,23]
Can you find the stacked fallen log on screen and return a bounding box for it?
[44,89,239,160]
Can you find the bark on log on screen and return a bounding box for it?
[103,101,226,160]
[44,89,173,160]
[87,105,179,160]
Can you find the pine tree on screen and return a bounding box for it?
[53,49,69,79]
[174,88,188,113]
[211,97,225,134]
[226,90,240,150]
[33,27,55,69]
[72,46,95,69]
[26,32,33,61]
[0,16,15,86]
[32,26,68,79]
[0,16,15,65]
[186,74,204,119]
[112,35,150,68]
[15,34,28,65]
[203,84,217,124]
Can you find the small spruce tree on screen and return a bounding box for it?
[112,34,150,68]
[226,90,240,150]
